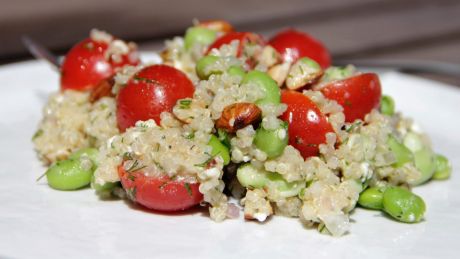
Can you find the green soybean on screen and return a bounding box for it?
[227,65,246,79]
[403,132,424,153]
[196,55,221,80]
[387,135,413,168]
[217,128,231,148]
[322,66,355,83]
[253,121,288,159]
[298,57,321,71]
[381,95,395,116]
[91,174,118,195]
[412,147,436,185]
[208,135,230,165]
[358,186,386,210]
[266,172,305,198]
[46,159,93,191]
[236,163,268,188]
[242,70,280,105]
[184,27,217,50]
[236,163,304,197]
[382,187,426,223]
[432,154,451,180]
[69,147,99,165]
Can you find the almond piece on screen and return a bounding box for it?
[268,62,291,87]
[286,58,323,90]
[216,103,262,133]
[89,76,115,103]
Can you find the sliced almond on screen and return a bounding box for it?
[268,62,291,87]
[258,45,282,68]
[286,58,323,90]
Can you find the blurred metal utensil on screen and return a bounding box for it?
[334,58,460,78]
[21,35,61,70]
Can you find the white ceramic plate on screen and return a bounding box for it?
[0,59,459,259]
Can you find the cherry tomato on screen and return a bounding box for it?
[320,73,381,122]
[61,38,140,91]
[268,29,331,69]
[198,20,234,33]
[116,64,195,132]
[118,165,203,211]
[280,91,335,158]
[206,31,264,57]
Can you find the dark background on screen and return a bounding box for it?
[1,0,459,85]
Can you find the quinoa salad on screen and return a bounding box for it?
[33,20,452,237]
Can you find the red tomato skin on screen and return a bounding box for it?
[206,32,264,56]
[116,64,195,132]
[61,38,139,91]
[321,73,382,122]
[280,91,335,158]
[268,29,331,69]
[118,166,203,211]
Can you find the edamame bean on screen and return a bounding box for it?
[403,132,423,152]
[432,154,451,180]
[387,135,413,168]
[381,95,395,116]
[91,175,118,195]
[382,187,426,223]
[208,135,230,165]
[196,55,221,80]
[321,65,355,83]
[237,164,305,197]
[184,27,217,50]
[318,223,332,235]
[358,186,386,210]
[412,147,436,185]
[242,70,280,105]
[217,128,231,148]
[236,163,268,188]
[266,172,305,198]
[46,159,93,190]
[253,121,288,158]
[69,147,99,165]
[227,65,246,79]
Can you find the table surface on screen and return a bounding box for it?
[1,0,459,85]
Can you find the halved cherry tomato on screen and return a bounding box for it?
[280,91,335,158]
[61,38,140,91]
[116,64,195,132]
[268,29,331,69]
[206,31,264,57]
[118,165,203,211]
[320,73,381,122]
[198,20,234,33]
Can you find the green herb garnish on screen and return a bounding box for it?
[184,183,193,197]
[134,75,160,85]
[184,132,195,140]
[125,160,147,173]
[299,64,305,75]
[179,99,192,109]
[194,152,214,167]
[32,129,43,140]
[345,121,362,133]
[122,152,134,161]
[153,161,164,171]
